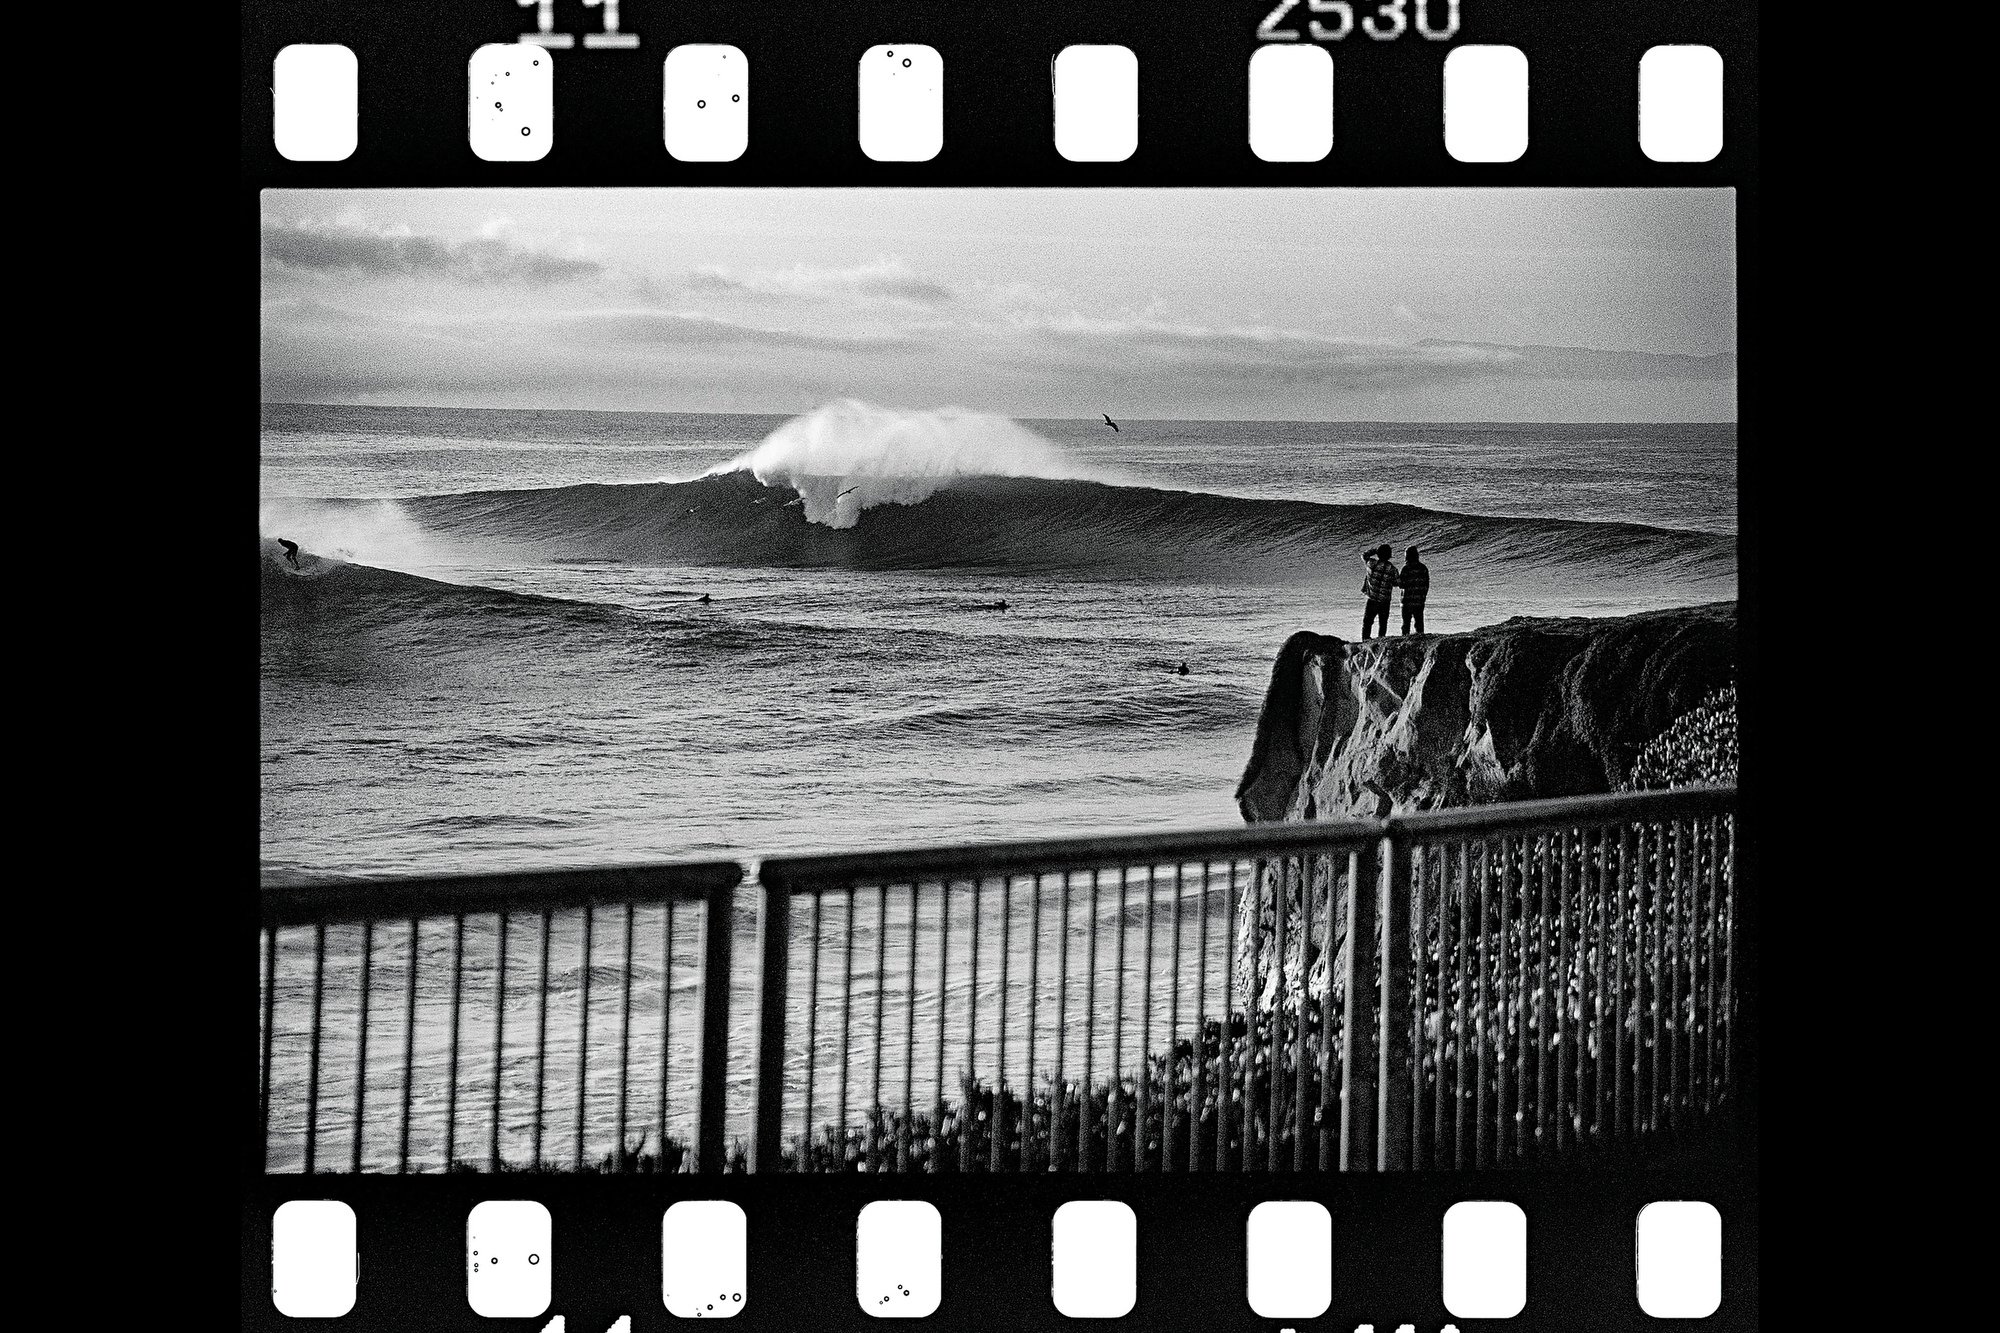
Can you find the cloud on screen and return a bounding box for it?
[261,217,603,286]
[258,225,1731,417]
[686,257,953,306]
[1413,339,1735,380]
[259,297,378,327]
[261,318,526,399]
[993,315,1733,389]
[263,285,1730,415]
[552,309,916,353]
[260,298,918,407]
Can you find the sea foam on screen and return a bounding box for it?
[259,497,446,573]
[714,399,1113,529]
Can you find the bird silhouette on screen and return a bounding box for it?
[1102,413,1120,432]
[836,485,860,499]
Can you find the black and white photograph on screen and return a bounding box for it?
[258,186,1740,1180]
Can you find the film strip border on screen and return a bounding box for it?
[242,0,1757,185]
[240,7,1761,1330]
[250,1171,1756,1329]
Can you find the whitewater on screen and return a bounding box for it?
[260,401,1735,883]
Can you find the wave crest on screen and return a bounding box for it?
[713,399,1111,529]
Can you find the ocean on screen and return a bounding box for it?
[259,400,1735,884]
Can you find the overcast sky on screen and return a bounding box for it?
[261,188,1735,422]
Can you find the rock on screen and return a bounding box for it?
[1227,602,1736,1012]
[1236,602,1736,823]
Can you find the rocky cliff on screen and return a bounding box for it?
[1235,602,1737,823]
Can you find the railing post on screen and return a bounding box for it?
[749,879,791,1173]
[695,882,735,1173]
[1338,840,1379,1170]
[1376,830,1413,1170]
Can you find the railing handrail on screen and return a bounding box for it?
[1385,784,1735,837]
[758,818,1382,891]
[260,860,744,929]
[760,786,1736,892]
[259,788,1732,922]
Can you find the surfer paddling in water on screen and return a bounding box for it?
[278,538,301,570]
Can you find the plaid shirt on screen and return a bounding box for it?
[1363,557,1399,602]
[1400,562,1430,604]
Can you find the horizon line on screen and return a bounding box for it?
[261,400,1739,428]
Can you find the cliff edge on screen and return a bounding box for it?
[1235,602,1736,823]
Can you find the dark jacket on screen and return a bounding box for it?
[1363,556,1398,603]
[1400,560,1430,604]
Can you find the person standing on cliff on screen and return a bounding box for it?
[1361,543,1398,639]
[1399,546,1430,636]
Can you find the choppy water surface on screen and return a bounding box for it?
[260,401,1734,880]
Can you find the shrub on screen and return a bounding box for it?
[780,1009,1349,1173]
[1627,685,1736,790]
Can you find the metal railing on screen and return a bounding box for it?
[753,786,1737,1173]
[1392,790,1738,1169]
[259,862,741,1174]
[258,787,1736,1174]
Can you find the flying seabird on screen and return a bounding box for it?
[1102,413,1120,432]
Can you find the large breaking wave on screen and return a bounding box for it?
[263,470,1730,585]
[710,399,1123,529]
[259,400,1733,587]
